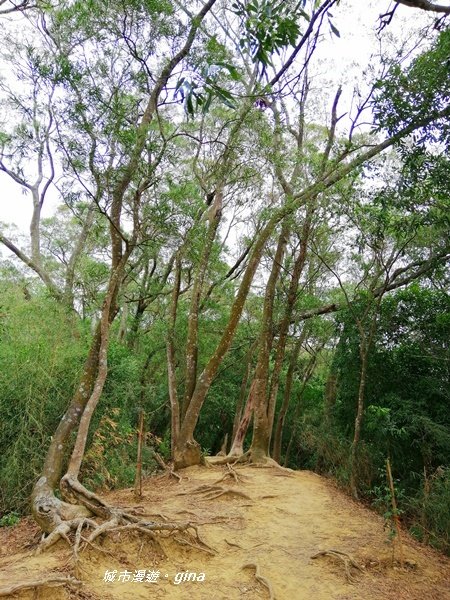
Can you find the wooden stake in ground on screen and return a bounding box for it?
[386,457,404,568]
[134,409,145,498]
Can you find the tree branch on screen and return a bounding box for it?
[0,231,63,300]
[395,0,450,14]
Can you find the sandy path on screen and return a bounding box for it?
[1,465,449,599]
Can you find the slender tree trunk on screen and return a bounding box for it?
[134,409,145,498]
[231,341,257,445]
[324,369,337,425]
[229,380,257,455]
[183,190,223,418]
[31,290,120,532]
[249,223,289,460]
[117,301,128,342]
[267,215,312,444]
[64,203,96,309]
[167,256,181,456]
[173,213,277,468]
[272,331,305,463]
[350,343,369,499]
[283,348,321,467]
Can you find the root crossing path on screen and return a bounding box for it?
[1,466,450,600]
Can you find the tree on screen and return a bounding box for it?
[0,0,448,549]
[29,0,220,544]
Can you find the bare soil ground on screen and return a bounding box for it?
[1,464,449,599]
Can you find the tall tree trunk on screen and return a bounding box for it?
[324,369,337,425]
[272,330,305,463]
[167,256,182,456]
[31,300,118,532]
[173,211,279,468]
[231,340,257,446]
[249,222,289,461]
[350,343,369,499]
[229,380,257,456]
[64,203,96,309]
[267,215,312,445]
[283,348,321,467]
[182,189,223,419]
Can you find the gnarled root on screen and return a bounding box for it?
[35,475,216,558]
[311,549,363,583]
[180,484,252,501]
[213,463,249,485]
[32,476,92,536]
[206,451,251,467]
[154,452,183,482]
[206,452,293,476]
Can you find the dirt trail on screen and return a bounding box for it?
[1,465,449,599]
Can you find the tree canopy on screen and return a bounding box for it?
[0,0,449,556]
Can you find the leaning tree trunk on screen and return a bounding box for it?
[172,214,277,468]
[167,256,182,456]
[31,256,125,533]
[229,380,257,456]
[31,0,218,529]
[31,315,110,533]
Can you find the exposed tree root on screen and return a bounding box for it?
[180,484,252,501]
[213,463,249,485]
[311,549,363,583]
[206,451,251,467]
[155,452,183,482]
[242,563,275,599]
[206,452,294,477]
[225,538,243,549]
[0,575,82,597]
[247,457,294,476]
[35,474,215,560]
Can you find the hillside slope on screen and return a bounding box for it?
[1,465,449,599]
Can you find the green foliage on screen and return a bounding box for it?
[410,468,450,554]
[374,29,450,146]
[295,286,450,552]
[371,467,405,541]
[82,407,157,490]
[0,512,20,527]
[231,0,307,67]
[0,286,87,514]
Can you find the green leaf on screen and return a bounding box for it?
[329,21,340,38]
[215,62,241,81]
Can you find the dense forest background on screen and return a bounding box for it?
[0,0,448,554]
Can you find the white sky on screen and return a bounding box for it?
[0,0,434,241]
